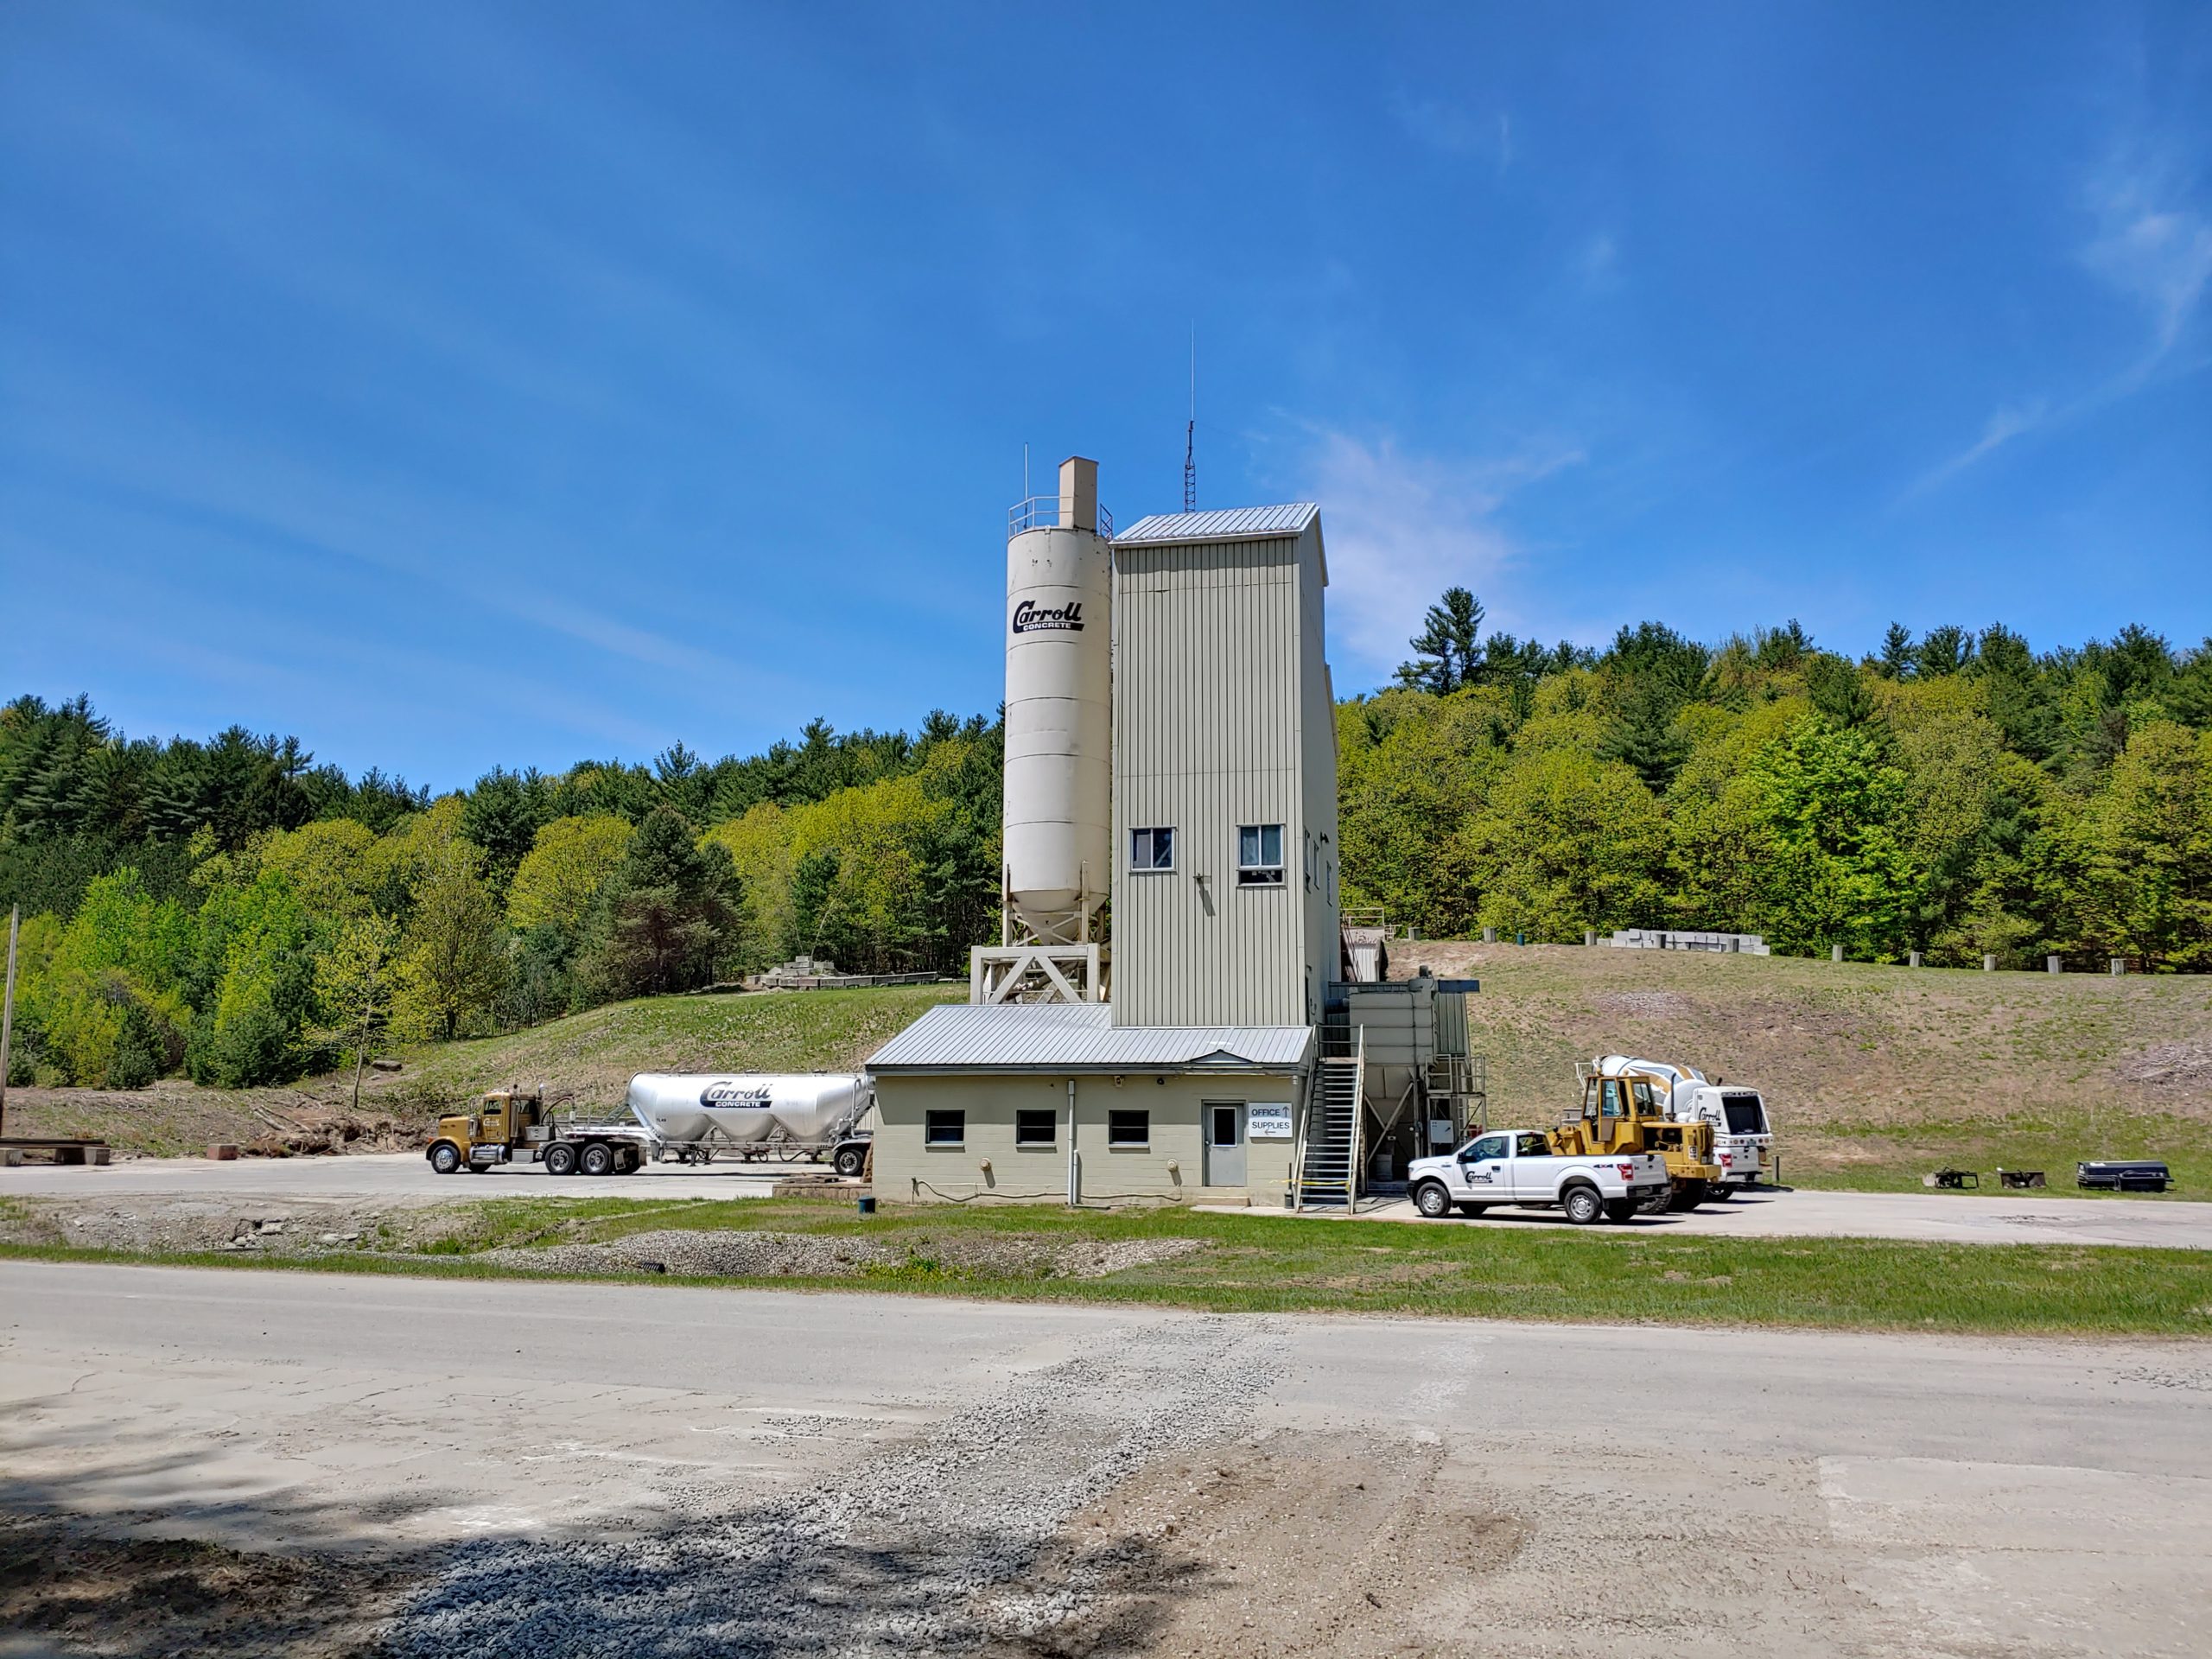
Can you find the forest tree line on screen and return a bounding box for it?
[2,598,2209,1090]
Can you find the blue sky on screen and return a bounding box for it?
[3,3,2208,791]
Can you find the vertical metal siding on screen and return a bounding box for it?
[1112,524,1332,1027]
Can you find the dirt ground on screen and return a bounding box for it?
[2,1073,434,1161]
[985,1440,1529,1658]
[0,1518,410,1659]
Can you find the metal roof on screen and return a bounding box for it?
[867,1002,1313,1073]
[1114,504,1319,545]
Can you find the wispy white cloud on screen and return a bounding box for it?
[1910,133,2209,498]
[1299,430,1584,685]
[1909,398,2050,498]
[2082,158,2212,365]
[1392,92,1512,179]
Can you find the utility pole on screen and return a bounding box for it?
[0,906,18,1136]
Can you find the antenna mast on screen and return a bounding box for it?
[1182,327,1197,512]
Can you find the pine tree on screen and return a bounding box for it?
[1394,588,1485,695]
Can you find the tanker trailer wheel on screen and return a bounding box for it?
[1413,1182,1453,1219]
[834,1144,868,1179]
[619,1147,642,1174]
[429,1141,462,1175]
[1561,1184,1605,1225]
[543,1143,578,1177]
[580,1142,617,1178]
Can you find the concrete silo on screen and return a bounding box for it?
[972,456,1112,1002]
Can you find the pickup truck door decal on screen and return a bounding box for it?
[1459,1132,1511,1194]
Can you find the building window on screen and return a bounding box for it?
[1108,1109,1149,1148]
[925,1109,965,1147]
[1129,826,1175,872]
[1015,1109,1056,1147]
[1237,823,1285,885]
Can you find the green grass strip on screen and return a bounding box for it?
[6,1197,2209,1338]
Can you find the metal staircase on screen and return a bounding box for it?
[1295,1029,1365,1210]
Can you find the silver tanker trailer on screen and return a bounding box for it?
[625,1071,877,1177]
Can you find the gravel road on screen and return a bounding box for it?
[5,1262,2209,1657]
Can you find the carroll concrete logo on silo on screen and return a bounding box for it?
[699,1081,772,1108]
[1011,599,1085,633]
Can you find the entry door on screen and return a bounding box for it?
[1204,1103,1245,1186]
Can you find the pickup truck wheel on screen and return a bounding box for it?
[580,1143,616,1177]
[429,1142,462,1175]
[1705,1184,1733,1201]
[1455,1204,1488,1217]
[1603,1198,1638,1223]
[543,1143,578,1176]
[1413,1182,1454,1219]
[1561,1184,1605,1225]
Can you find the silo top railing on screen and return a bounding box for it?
[1007,496,1114,539]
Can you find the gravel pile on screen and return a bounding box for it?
[383,1316,1286,1657]
[476,1229,1215,1283]
[480,1230,901,1279]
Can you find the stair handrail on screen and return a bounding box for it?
[1346,1027,1367,1213]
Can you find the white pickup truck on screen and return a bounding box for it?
[1408,1128,1672,1224]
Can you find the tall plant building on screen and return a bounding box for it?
[868,459,1474,1207]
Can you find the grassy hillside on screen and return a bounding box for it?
[1396,942,2212,1193]
[398,982,965,1110]
[16,953,2212,1195]
[3,984,962,1154]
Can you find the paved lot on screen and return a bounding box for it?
[1344,1184,2212,1249]
[0,1148,790,1205]
[3,1261,2207,1656]
[8,1152,2211,1249]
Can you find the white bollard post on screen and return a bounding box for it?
[1483,927,1496,944]
[2047,956,2062,975]
[1831,944,1844,963]
[1584,928,1597,947]
[1982,954,1997,972]
[2110,957,2126,976]
[1909,950,1923,968]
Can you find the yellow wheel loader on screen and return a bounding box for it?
[1549,1063,1725,1211]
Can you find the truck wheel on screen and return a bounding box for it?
[581,1143,616,1177]
[1561,1185,1605,1225]
[543,1143,577,1176]
[1455,1204,1488,1217]
[834,1144,867,1178]
[1413,1182,1453,1219]
[429,1142,462,1175]
[1604,1198,1638,1223]
[1668,1180,1708,1211]
[616,1147,641,1174]
[1706,1184,1733,1201]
